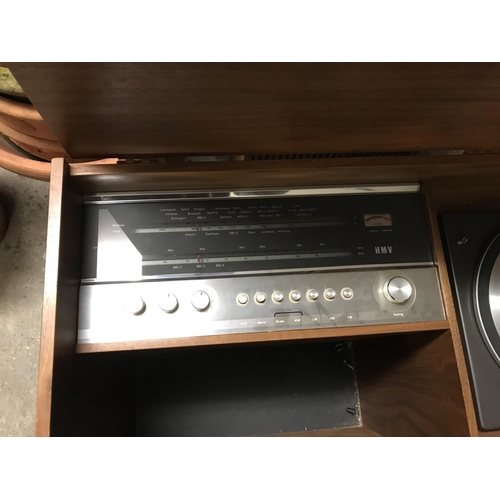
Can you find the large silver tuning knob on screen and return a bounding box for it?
[383,277,413,304]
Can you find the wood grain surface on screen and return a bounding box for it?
[355,330,470,436]
[427,173,500,213]
[0,120,66,159]
[35,158,83,436]
[273,426,380,437]
[0,144,118,181]
[76,320,449,354]
[0,94,61,142]
[69,153,500,195]
[10,63,500,158]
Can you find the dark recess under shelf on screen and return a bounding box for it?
[135,341,360,437]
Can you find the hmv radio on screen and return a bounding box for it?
[77,185,445,345]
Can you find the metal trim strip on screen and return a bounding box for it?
[81,262,436,285]
[83,184,421,204]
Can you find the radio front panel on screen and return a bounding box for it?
[77,186,445,345]
[78,267,444,344]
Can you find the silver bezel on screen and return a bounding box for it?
[83,183,420,205]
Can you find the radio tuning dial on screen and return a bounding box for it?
[384,277,413,304]
[191,291,211,311]
[159,293,178,313]
[124,295,145,315]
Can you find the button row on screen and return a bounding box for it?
[236,288,353,305]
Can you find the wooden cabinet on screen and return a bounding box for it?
[10,63,500,436]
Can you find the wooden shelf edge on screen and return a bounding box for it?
[270,426,381,437]
[69,153,500,177]
[76,320,450,354]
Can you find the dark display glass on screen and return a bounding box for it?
[82,193,432,282]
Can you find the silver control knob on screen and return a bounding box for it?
[290,290,301,302]
[341,288,354,300]
[324,288,336,300]
[308,289,319,301]
[237,293,249,305]
[159,293,178,313]
[124,295,145,315]
[384,277,413,304]
[255,292,266,304]
[272,291,284,303]
[191,290,211,311]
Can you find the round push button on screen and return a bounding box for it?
[158,293,178,313]
[237,293,249,305]
[324,288,336,300]
[272,291,284,303]
[308,289,319,301]
[341,288,354,300]
[290,290,301,302]
[255,292,266,304]
[191,291,210,311]
[124,295,145,315]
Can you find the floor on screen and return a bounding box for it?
[0,167,49,437]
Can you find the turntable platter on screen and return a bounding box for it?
[475,233,500,367]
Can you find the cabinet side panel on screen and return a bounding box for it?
[36,158,82,436]
[355,330,470,436]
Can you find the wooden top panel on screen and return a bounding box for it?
[9,63,500,158]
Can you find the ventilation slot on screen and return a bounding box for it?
[249,151,420,161]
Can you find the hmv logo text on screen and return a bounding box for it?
[375,246,392,255]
